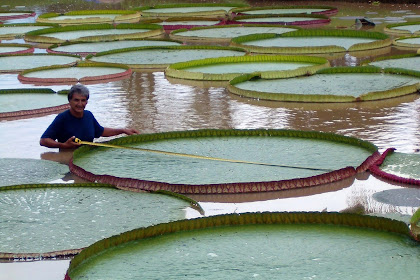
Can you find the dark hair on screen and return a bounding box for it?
[68,84,90,101]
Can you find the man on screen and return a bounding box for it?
[40,84,139,149]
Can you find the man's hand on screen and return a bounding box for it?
[122,128,140,135]
[102,127,139,137]
[62,136,81,149]
[40,136,81,149]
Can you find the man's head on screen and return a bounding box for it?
[68,84,89,101]
[68,84,89,118]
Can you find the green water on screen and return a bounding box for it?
[370,56,420,72]
[51,40,181,53]
[0,187,190,253]
[236,17,325,23]
[242,8,327,15]
[73,136,373,184]
[184,61,315,74]
[40,29,152,41]
[23,67,128,79]
[0,158,68,187]
[69,224,420,280]
[90,49,245,66]
[172,26,296,39]
[243,36,376,50]
[0,55,79,72]
[380,152,420,180]
[391,24,420,34]
[235,73,420,97]
[0,93,67,112]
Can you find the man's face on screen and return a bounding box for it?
[69,93,88,115]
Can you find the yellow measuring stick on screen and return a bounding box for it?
[74,138,332,171]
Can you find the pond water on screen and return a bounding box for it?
[0,1,420,280]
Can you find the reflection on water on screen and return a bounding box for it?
[1,1,420,279]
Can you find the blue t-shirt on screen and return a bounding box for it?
[41,110,104,143]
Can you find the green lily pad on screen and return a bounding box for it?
[379,152,420,180]
[0,158,68,187]
[0,185,195,255]
[67,213,418,280]
[0,54,79,72]
[88,46,246,70]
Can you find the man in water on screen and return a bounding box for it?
[40,84,139,149]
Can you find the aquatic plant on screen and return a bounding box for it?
[0,43,34,55]
[165,54,330,81]
[36,10,141,25]
[70,129,379,194]
[169,24,299,43]
[134,3,247,18]
[231,29,391,54]
[0,183,201,260]
[227,13,331,26]
[24,23,164,44]
[230,5,338,16]
[86,45,247,70]
[65,211,415,279]
[0,88,69,119]
[18,61,132,85]
[228,66,420,102]
[384,21,420,36]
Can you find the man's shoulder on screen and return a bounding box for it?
[83,110,95,118]
[55,109,71,120]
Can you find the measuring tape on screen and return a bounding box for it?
[74,138,333,171]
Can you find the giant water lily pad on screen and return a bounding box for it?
[393,36,420,48]
[169,24,298,43]
[228,14,330,26]
[66,212,418,280]
[150,18,222,31]
[0,11,35,21]
[70,129,378,194]
[18,62,132,85]
[135,4,243,18]
[0,43,33,55]
[228,67,420,102]
[0,158,68,187]
[384,22,420,36]
[0,184,197,258]
[87,46,247,70]
[375,151,420,183]
[36,10,141,25]
[231,5,338,16]
[369,54,420,73]
[48,39,182,55]
[0,54,79,73]
[165,55,329,81]
[0,88,68,119]
[230,29,391,54]
[24,23,164,44]
[0,23,55,39]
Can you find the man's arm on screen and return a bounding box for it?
[40,136,81,149]
[101,127,139,137]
